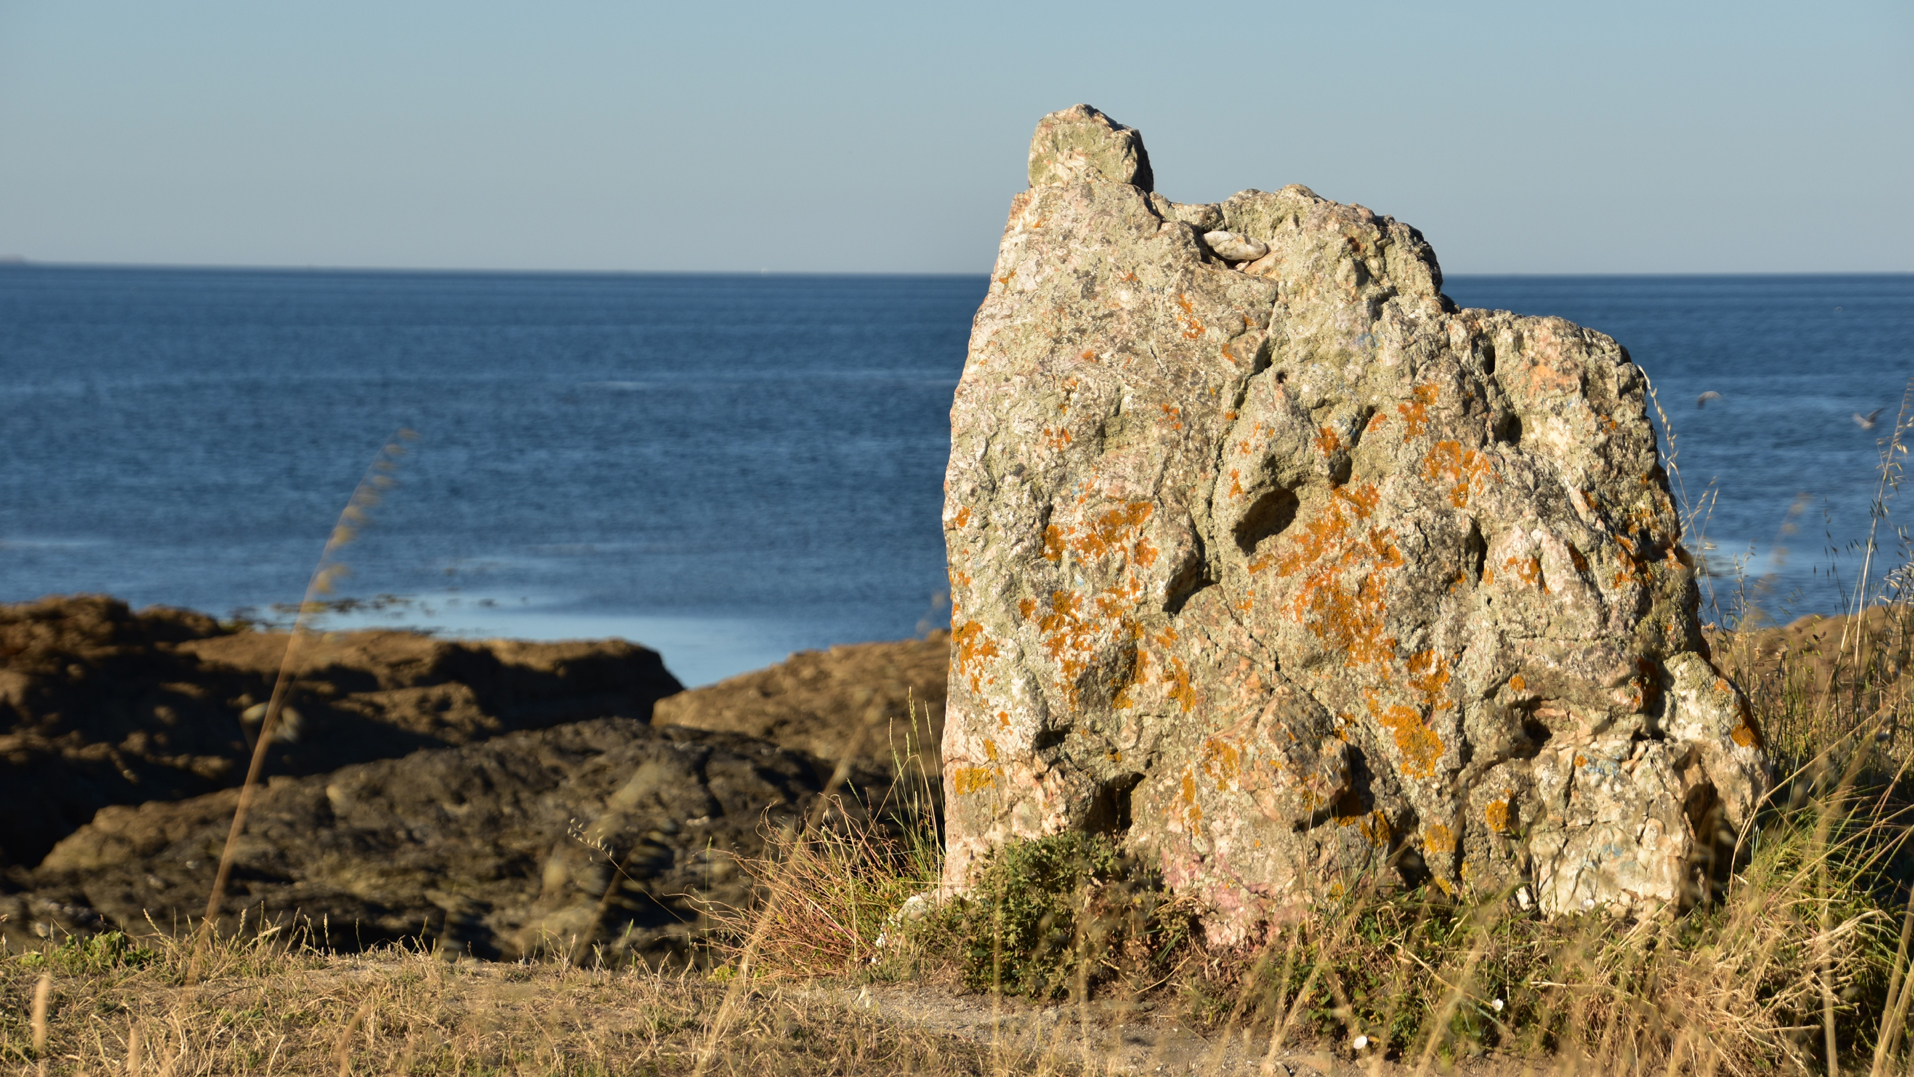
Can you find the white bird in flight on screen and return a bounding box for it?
[1695,391,1722,408]
[1854,408,1885,430]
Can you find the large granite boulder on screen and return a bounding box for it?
[940,105,1770,934]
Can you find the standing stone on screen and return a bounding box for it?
[941,105,1769,937]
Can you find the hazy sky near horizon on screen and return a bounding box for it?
[2,1,1908,274]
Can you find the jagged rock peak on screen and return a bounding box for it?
[1027,104,1154,191]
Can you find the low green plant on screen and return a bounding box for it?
[919,832,1192,1001]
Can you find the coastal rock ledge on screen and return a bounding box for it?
[940,105,1770,935]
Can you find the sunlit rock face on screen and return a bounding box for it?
[940,104,1770,937]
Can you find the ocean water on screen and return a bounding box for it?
[2,267,1909,685]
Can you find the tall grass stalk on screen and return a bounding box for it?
[188,429,415,982]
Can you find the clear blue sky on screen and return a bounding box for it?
[1,0,1908,274]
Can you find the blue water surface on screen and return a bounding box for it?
[1,267,1909,684]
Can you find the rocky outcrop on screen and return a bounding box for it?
[653,633,948,777]
[7,719,881,962]
[940,105,1771,933]
[0,595,681,869]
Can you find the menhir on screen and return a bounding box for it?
[940,104,1769,937]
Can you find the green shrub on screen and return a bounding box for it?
[922,832,1191,1001]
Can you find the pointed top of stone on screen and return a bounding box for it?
[1027,104,1154,192]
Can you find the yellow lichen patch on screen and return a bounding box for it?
[983,739,999,762]
[1484,797,1511,833]
[1274,484,1403,667]
[1420,440,1494,508]
[953,766,996,796]
[1368,691,1444,780]
[952,620,999,695]
[1422,823,1457,854]
[1397,384,1438,439]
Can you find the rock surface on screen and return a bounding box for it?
[653,632,948,777]
[0,595,682,869]
[940,106,1771,932]
[7,718,880,962]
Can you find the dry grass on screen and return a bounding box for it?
[0,930,1056,1076]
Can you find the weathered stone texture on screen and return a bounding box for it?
[941,106,1770,935]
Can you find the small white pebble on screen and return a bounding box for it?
[1351,1034,1370,1051]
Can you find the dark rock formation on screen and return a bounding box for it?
[1,595,682,869]
[7,719,881,963]
[653,632,948,777]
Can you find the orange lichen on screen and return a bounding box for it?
[1371,695,1445,780]
[1422,823,1457,854]
[1042,525,1064,563]
[1730,694,1764,748]
[1421,440,1494,508]
[1397,384,1438,439]
[1508,673,1527,692]
[952,506,972,529]
[1174,293,1205,340]
[1274,484,1402,667]
[1042,426,1074,451]
[1045,502,1157,567]
[1315,426,1342,455]
[1504,555,1543,590]
[1201,737,1243,792]
[952,619,999,695]
[1167,656,1195,713]
[1405,650,1455,713]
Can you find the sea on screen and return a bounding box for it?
[2,267,1910,686]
